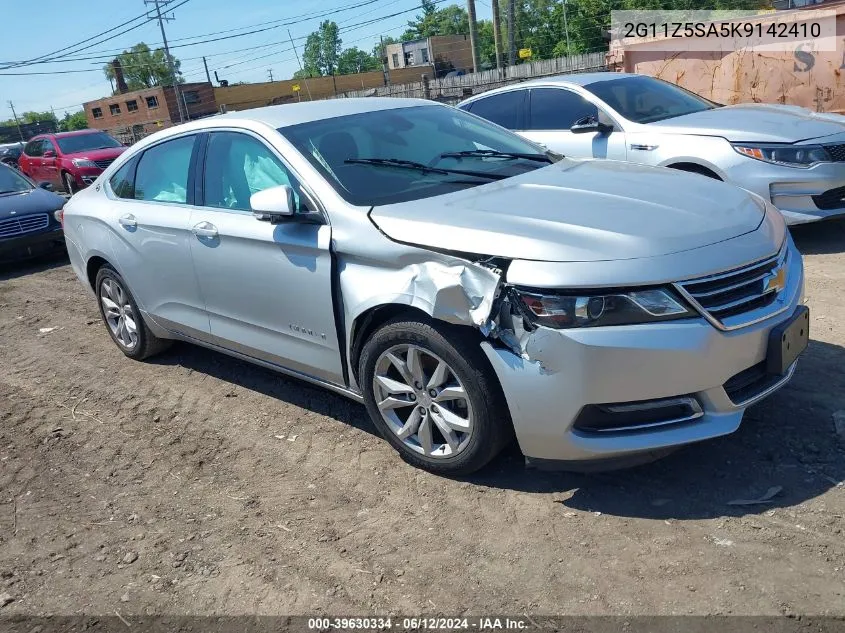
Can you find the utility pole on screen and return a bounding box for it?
[288,29,313,100]
[562,0,571,55]
[379,35,389,85]
[203,56,212,84]
[491,0,504,73]
[7,101,24,141]
[268,69,274,82]
[466,0,480,73]
[507,0,516,66]
[145,0,185,123]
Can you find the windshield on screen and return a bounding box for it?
[0,164,34,194]
[279,105,552,206]
[584,76,718,124]
[56,131,122,154]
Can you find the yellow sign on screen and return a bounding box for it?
[292,84,301,92]
[518,48,532,59]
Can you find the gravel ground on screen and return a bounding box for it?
[0,221,843,618]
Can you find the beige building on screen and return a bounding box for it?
[385,35,475,77]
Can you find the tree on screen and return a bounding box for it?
[337,47,380,75]
[58,111,89,132]
[102,43,182,91]
[299,21,342,77]
[403,0,469,41]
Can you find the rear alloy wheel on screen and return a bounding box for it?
[360,317,512,475]
[63,172,77,194]
[94,264,171,360]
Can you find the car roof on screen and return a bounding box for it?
[459,72,644,105]
[214,97,438,129]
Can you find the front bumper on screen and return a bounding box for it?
[482,239,805,465]
[70,167,105,188]
[0,227,65,262]
[726,158,845,225]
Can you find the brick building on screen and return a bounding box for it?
[83,82,217,144]
[385,35,475,77]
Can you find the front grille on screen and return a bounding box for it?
[0,213,49,239]
[676,249,784,326]
[93,158,115,170]
[824,143,845,162]
[724,360,788,406]
[812,185,845,211]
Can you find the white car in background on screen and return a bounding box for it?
[459,73,845,225]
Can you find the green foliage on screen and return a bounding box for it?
[58,111,89,132]
[402,0,469,41]
[102,43,183,91]
[337,47,381,75]
[300,21,342,76]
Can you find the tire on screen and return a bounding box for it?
[63,172,77,195]
[359,316,512,476]
[94,264,171,360]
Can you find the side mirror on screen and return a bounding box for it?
[43,150,55,158]
[37,181,54,191]
[251,185,295,223]
[570,116,613,135]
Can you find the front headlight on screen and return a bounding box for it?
[732,143,830,168]
[72,158,98,168]
[515,288,695,329]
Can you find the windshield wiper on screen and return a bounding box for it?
[439,149,551,163]
[345,157,506,180]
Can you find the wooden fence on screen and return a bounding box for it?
[331,52,608,103]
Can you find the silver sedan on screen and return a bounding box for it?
[458,73,845,225]
[62,98,807,475]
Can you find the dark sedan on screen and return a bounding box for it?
[0,163,66,262]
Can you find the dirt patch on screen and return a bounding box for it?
[0,222,844,617]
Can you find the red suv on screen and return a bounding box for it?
[18,129,127,194]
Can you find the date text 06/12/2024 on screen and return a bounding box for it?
[307,617,530,630]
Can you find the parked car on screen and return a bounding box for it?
[0,162,66,262]
[62,99,807,475]
[0,142,24,169]
[18,129,127,194]
[458,73,845,225]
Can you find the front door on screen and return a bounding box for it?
[188,130,344,384]
[106,134,211,341]
[520,88,627,161]
[41,139,61,187]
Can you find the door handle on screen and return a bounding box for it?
[192,222,218,238]
[630,144,658,151]
[118,214,137,228]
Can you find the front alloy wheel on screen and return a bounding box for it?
[373,344,474,458]
[100,277,138,351]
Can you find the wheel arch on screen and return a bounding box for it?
[86,255,110,290]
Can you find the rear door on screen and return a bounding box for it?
[522,88,627,160]
[106,133,211,340]
[188,129,344,384]
[20,138,44,181]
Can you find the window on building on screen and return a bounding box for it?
[182,90,201,105]
[391,53,399,67]
[145,95,159,109]
[92,107,103,119]
[404,51,413,65]
[126,100,138,112]
[109,103,121,116]
[421,48,429,63]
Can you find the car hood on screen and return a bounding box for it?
[646,104,845,143]
[368,159,764,263]
[62,146,127,161]
[0,187,65,220]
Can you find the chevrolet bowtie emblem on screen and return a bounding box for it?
[764,267,786,294]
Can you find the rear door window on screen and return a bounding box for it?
[133,135,196,204]
[24,139,44,157]
[109,157,140,199]
[465,90,526,130]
